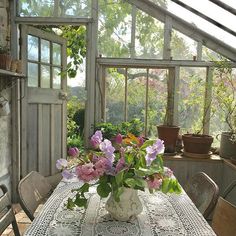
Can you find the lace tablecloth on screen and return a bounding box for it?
[24,180,216,236]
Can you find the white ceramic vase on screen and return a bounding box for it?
[105,188,143,221]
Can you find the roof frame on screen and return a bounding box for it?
[126,0,236,61]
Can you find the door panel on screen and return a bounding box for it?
[21,25,67,177]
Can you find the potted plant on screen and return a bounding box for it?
[0,45,11,70]
[182,90,214,156]
[56,130,181,221]
[213,60,236,161]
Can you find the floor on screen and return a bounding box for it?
[2,204,31,236]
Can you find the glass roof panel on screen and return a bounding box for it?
[149,0,236,49]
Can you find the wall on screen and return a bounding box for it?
[0,89,12,191]
[0,0,12,192]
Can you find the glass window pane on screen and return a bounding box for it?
[105,68,125,124]
[127,68,146,133]
[98,0,132,58]
[178,67,206,134]
[18,0,91,17]
[41,39,50,63]
[135,10,164,59]
[171,30,197,60]
[147,69,168,137]
[53,67,61,89]
[28,35,39,61]
[41,65,50,88]
[28,63,38,87]
[53,43,61,66]
[202,46,226,61]
[210,67,236,146]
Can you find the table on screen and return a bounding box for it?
[24,180,216,236]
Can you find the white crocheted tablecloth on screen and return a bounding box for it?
[24,180,216,236]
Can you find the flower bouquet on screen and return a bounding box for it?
[57,130,181,220]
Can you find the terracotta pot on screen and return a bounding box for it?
[0,54,12,70]
[182,134,213,154]
[157,125,180,153]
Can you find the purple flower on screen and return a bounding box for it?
[145,139,164,166]
[68,147,79,157]
[99,139,115,161]
[138,136,144,147]
[56,159,68,170]
[115,133,123,144]
[62,169,75,179]
[90,130,103,148]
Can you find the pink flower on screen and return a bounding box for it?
[68,147,79,157]
[94,158,107,176]
[76,163,98,182]
[164,167,173,178]
[138,136,144,147]
[90,130,103,148]
[147,178,162,190]
[115,133,123,144]
[115,157,126,173]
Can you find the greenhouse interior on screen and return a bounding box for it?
[0,0,236,235]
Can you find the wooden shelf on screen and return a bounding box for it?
[0,69,26,78]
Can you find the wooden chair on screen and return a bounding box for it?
[17,171,54,221]
[185,172,219,218]
[211,180,236,235]
[0,184,20,236]
[45,172,62,190]
[212,197,236,236]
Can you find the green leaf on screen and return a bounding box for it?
[161,178,170,193]
[97,183,112,198]
[78,183,90,193]
[115,170,124,186]
[113,186,124,202]
[140,140,155,150]
[74,196,87,208]
[66,197,76,210]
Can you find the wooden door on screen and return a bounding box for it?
[20,26,67,177]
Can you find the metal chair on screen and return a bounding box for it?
[17,171,53,221]
[0,184,20,236]
[185,172,219,218]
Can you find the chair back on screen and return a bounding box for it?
[222,180,236,206]
[17,171,52,221]
[185,172,219,218]
[0,184,20,236]
[212,197,236,236]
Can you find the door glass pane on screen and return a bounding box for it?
[53,43,61,66]
[53,67,61,89]
[105,68,125,124]
[28,35,39,61]
[41,65,50,88]
[41,39,50,63]
[28,62,38,87]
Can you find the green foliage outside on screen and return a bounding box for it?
[67,96,84,149]
[95,119,144,139]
